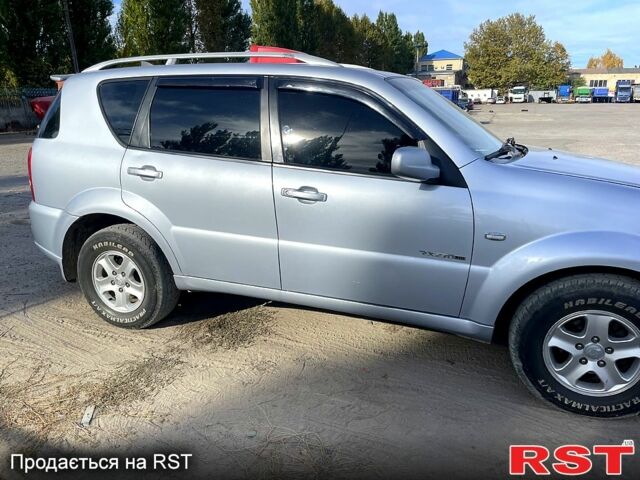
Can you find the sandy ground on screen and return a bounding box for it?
[1,104,640,479]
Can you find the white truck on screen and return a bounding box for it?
[461,88,497,104]
[508,86,528,103]
[633,84,640,103]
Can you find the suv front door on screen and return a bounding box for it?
[270,80,473,316]
[121,76,280,288]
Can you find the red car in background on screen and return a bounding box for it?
[30,96,54,120]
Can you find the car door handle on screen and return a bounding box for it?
[127,165,163,180]
[281,186,327,203]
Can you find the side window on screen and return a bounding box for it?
[38,93,61,139]
[99,80,149,144]
[278,90,417,176]
[149,87,261,160]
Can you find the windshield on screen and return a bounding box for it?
[388,76,502,157]
[512,87,526,94]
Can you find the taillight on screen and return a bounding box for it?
[27,146,35,201]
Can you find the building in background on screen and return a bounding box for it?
[415,49,466,87]
[569,67,640,95]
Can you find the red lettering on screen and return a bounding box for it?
[593,444,635,475]
[510,445,550,475]
[553,445,592,475]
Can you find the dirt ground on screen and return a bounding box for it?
[2,103,640,479]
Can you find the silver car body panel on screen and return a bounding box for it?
[121,149,280,288]
[461,155,640,325]
[28,59,640,341]
[174,275,494,341]
[272,164,473,317]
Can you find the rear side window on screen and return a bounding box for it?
[278,90,417,176]
[38,93,61,139]
[98,80,149,144]
[149,87,261,160]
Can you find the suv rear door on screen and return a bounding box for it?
[118,76,280,288]
[270,79,473,316]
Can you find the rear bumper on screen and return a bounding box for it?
[29,201,77,278]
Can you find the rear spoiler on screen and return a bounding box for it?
[50,74,74,90]
[50,74,74,82]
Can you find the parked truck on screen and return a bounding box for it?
[433,87,460,103]
[575,86,592,103]
[592,87,611,103]
[508,86,528,103]
[616,80,632,103]
[461,88,497,104]
[528,90,556,103]
[557,85,572,102]
[634,84,640,102]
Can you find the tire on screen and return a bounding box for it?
[509,274,640,417]
[77,224,179,329]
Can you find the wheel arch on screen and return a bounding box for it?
[62,211,181,282]
[492,265,640,344]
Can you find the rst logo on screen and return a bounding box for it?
[509,441,635,476]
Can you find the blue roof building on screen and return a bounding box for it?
[415,49,466,87]
[419,49,463,61]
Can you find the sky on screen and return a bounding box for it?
[112,0,640,68]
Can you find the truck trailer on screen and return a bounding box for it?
[634,84,640,103]
[433,87,460,103]
[592,87,612,103]
[528,90,557,103]
[557,85,572,102]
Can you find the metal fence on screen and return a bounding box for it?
[0,87,57,131]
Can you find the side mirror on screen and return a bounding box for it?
[391,147,440,182]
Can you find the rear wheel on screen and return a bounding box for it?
[509,274,640,417]
[77,224,179,329]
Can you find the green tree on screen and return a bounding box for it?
[0,0,17,86]
[4,0,69,86]
[570,75,586,90]
[586,48,624,69]
[117,0,189,56]
[351,14,383,69]
[195,0,251,52]
[296,0,318,53]
[375,11,413,73]
[314,0,356,63]
[67,0,116,69]
[464,13,570,90]
[250,0,299,48]
[413,31,427,60]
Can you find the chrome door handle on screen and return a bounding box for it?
[127,165,163,180]
[281,186,327,203]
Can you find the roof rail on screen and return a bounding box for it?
[83,51,340,72]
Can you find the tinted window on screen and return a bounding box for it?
[149,87,261,160]
[99,80,149,143]
[278,90,416,175]
[39,93,61,139]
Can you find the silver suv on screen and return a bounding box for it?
[30,51,640,416]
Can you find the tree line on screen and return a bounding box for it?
[1,2,606,92]
[0,0,425,87]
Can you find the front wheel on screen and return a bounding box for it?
[509,274,640,417]
[77,224,179,329]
